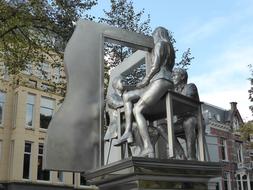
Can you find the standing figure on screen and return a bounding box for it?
[172,68,199,160]
[113,27,175,158]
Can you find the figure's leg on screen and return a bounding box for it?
[183,116,197,160]
[133,100,154,158]
[113,90,142,146]
[133,80,173,158]
[123,93,135,136]
[156,124,186,159]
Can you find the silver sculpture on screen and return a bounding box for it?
[172,68,199,160]
[44,21,207,173]
[44,20,153,172]
[104,76,125,141]
[113,27,175,158]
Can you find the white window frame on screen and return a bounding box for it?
[12,93,18,128]
[56,171,64,183]
[39,97,54,130]
[26,93,36,129]
[53,67,61,83]
[23,63,33,75]
[220,138,228,161]
[0,140,2,161]
[41,62,51,80]
[237,142,243,164]
[206,135,219,162]
[223,172,231,190]
[0,91,5,127]
[37,143,51,182]
[8,140,14,179]
[23,141,32,180]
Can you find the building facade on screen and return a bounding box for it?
[203,102,253,190]
[0,63,95,190]
[0,62,252,190]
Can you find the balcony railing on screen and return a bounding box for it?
[237,162,253,169]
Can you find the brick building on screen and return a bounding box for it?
[203,102,253,190]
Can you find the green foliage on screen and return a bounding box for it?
[176,48,194,69]
[100,0,193,86]
[239,121,253,148]
[99,0,151,90]
[1,0,194,86]
[99,0,151,67]
[0,0,97,74]
[248,64,253,114]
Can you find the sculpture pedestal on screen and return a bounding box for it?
[85,157,221,190]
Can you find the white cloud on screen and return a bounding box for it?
[201,85,251,122]
[182,17,228,44]
[189,46,253,121]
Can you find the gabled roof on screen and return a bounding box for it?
[202,102,244,126]
[225,102,244,125]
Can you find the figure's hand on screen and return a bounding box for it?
[136,78,149,88]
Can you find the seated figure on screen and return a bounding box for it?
[104,76,125,141]
[172,68,199,160]
[113,26,175,158]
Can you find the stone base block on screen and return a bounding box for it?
[85,157,222,190]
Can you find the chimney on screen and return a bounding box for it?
[230,102,237,110]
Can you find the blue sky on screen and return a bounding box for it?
[88,0,253,121]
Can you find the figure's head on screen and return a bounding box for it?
[152,27,170,43]
[172,68,188,86]
[112,76,124,91]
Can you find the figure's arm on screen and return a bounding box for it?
[107,94,123,109]
[184,84,199,101]
[136,42,163,88]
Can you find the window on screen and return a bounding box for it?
[34,62,50,80]
[206,136,219,162]
[216,182,220,190]
[242,175,248,190]
[236,142,243,163]
[237,175,242,190]
[26,94,35,128]
[233,117,239,131]
[57,171,63,182]
[220,138,227,161]
[12,93,18,128]
[250,134,253,143]
[80,173,86,186]
[28,80,37,88]
[40,62,50,80]
[0,140,2,161]
[40,83,54,92]
[0,63,9,80]
[215,114,221,122]
[40,97,54,129]
[72,173,75,185]
[37,144,50,181]
[223,172,231,190]
[23,142,32,179]
[9,141,14,178]
[0,91,5,126]
[23,64,33,75]
[53,67,61,83]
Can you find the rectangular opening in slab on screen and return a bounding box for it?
[103,40,148,165]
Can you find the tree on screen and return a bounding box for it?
[239,121,253,148]
[248,64,253,114]
[0,0,97,74]
[100,0,194,88]
[176,48,194,69]
[99,0,151,87]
